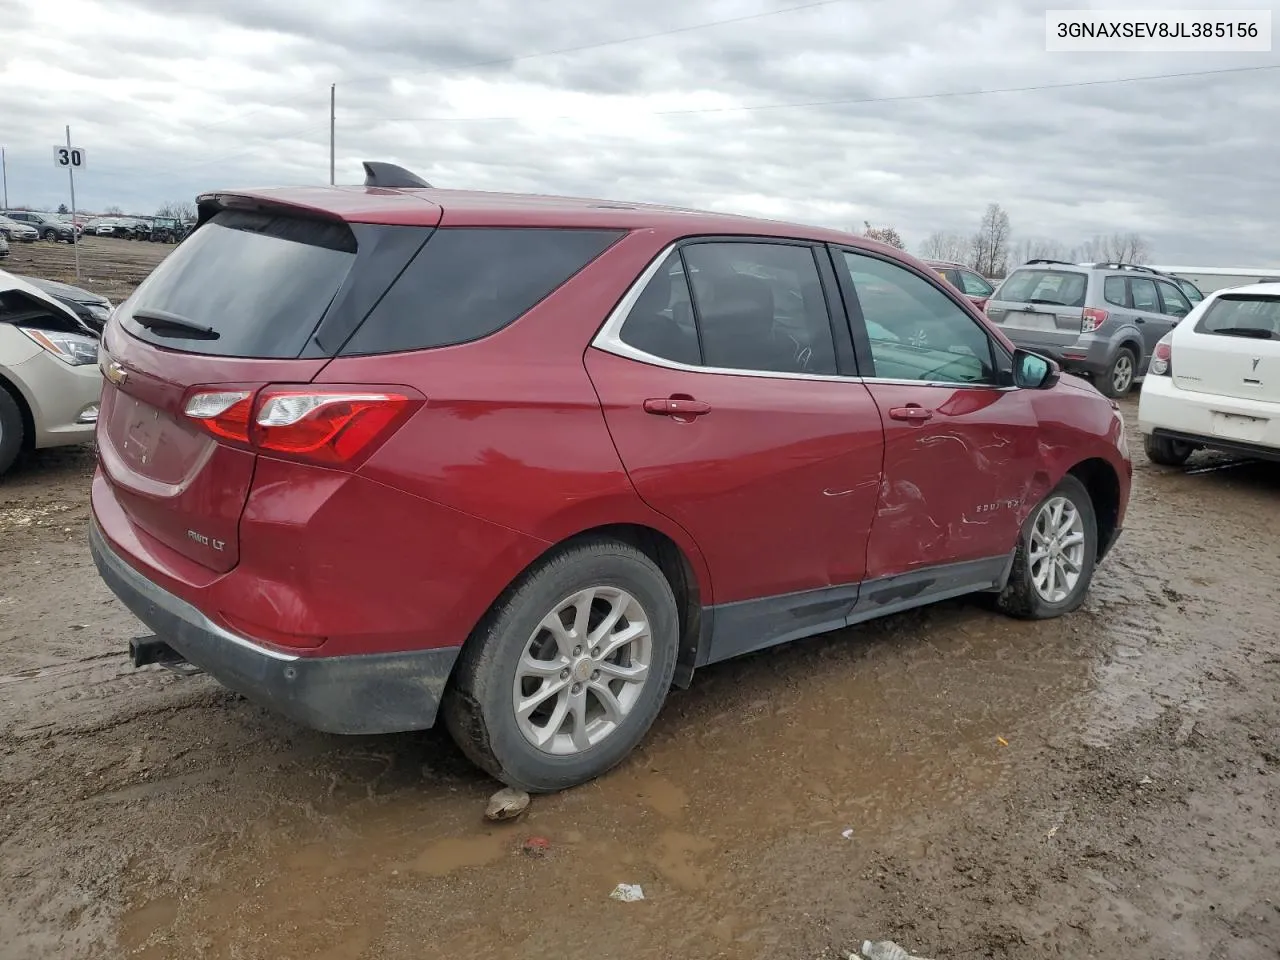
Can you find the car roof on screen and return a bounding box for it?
[1210,282,1280,297]
[200,184,903,254]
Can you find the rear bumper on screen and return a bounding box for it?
[1001,331,1115,377]
[90,518,461,734]
[1138,374,1280,458]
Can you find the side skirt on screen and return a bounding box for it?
[698,554,1014,669]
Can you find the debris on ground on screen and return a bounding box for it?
[609,883,645,902]
[854,939,935,960]
[521,836,551,857]
[841,828,855,840]
[484,787,530,821]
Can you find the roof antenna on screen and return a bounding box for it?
[362,161,432,189]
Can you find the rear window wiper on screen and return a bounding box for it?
[131,308,220,339]
[1026,298,1070,306]
[1210,326,1276,339]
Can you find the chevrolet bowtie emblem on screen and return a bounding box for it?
[104,360,128,385]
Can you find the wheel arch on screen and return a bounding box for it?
[1067,457,1122,560]
[0,369,36,451]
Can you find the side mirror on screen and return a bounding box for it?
[1014,349,1060,389]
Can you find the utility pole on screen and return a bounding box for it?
[329,83,336,185]
[1,146,8,211]
[66,125,81,280]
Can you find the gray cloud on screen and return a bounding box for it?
[1,0,1277,265]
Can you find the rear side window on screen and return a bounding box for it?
[119,210,356,358]
[618,251,701,366]
[959,271,994,297]
[996,269,1087,308]
[1103,276,1128,307]
[1194,296,1280,339]
[342,228,622,355]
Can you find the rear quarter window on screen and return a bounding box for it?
[996,269,1087,308]
[1103,276,1128,307]
[341,228,623,355]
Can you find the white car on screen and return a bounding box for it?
[1138,282,1280,466]
[0,269,103,475]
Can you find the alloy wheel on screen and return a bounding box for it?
[1029,496,1086,604]
[512,586,653,756]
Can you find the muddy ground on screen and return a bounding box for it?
[2,241,1278,959]
[2,236,170,303]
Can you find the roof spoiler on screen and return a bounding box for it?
[362,161,432,189]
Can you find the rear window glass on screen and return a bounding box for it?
[995,269,1087,308]
[1194,296,1280,339]
[1103,276,1128,307]
[119,210,355,358]
[341,228,623,355]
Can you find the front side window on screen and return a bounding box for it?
[959,271,994,297]
[1155,279,1192,318]
[840,251,997,384]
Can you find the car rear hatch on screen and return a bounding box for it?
[985,267,1089,341]
[1175,292,1280,404]
[96,191,441,572]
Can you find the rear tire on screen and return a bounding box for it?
[997,475,1097,620]
[1097,347,1136,398]
[443,538,679,793]
[0,387,25,477]
[1144,433,1194,466]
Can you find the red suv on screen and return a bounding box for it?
[90,164,1131,792]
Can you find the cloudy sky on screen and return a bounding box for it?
[1,0,1277,264]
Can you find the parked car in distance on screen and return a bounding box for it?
[984,260,1195,398]
[90,165,1132,792]
[4,211,76,243]
[93,218,139,239]
[18,275,112,336]
[927,259,996,311]
[0,215,39,243]
[148,217,186,243]
[0,269,103,475]
[0,234,8,259]
[1139,282,1280,466]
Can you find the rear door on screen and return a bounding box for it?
[587,238,884,654]
[96,201,439,572]
[831,247,1041,579]
[1126,276,1174,361]
[1175,292,1280,404]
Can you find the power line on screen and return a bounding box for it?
[188,0,851,134]
[365,63,1280,125]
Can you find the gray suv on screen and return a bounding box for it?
[984,261,1196,398]
[5,211,76,243]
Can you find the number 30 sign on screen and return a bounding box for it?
[53,146,87,169]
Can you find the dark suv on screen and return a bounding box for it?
[985,261,1197,398]
[90,164,1131,792]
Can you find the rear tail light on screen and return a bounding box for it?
[1149,333,1173,376]
[1081,307,1108,333]
[182,385,419,465]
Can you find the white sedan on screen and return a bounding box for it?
[1139,282,1280,465]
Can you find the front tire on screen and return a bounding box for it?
[1144,433,1194,466]
[42,230,58,242]
[997,475,1098,620]
[443,538,679,793]
[0,387,25,477]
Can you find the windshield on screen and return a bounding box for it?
[995,268,1088,308]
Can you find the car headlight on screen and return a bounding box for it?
[19,327,100,366]
[83,302,112,322]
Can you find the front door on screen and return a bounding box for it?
[830,246,1042,581]
[586,239,884,658]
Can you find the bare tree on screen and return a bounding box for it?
[918,231,970,263]
[1078,232,1151,264]
[970,203,1011,277]
[104,204,124,216]
[863,221,905,250]
[156,200,196,221]
[1008,237,1068,268]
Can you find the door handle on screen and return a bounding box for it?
[888,405,933,423]
[643,397,711,418]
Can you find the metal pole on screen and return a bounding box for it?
[329,83,336,185]
[66,125,80,280]
[1,146,8,211]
